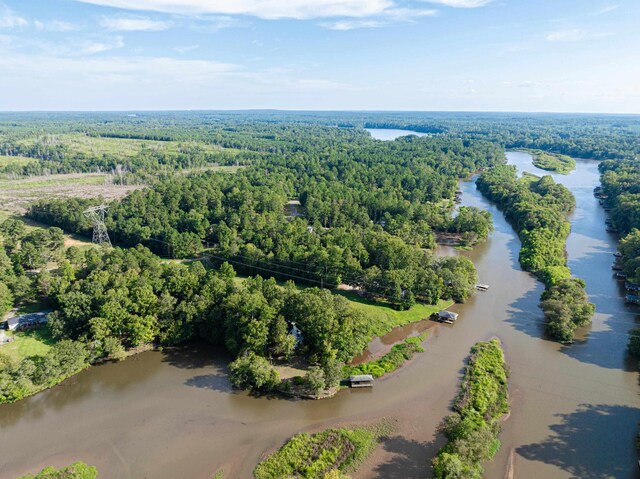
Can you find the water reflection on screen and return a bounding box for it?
[517,404,640,479]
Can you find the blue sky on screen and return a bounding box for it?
[0,0,638,112]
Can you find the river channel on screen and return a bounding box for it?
[1,130,638,479]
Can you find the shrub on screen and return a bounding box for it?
[17,461,97,479]
[228,353,279,391]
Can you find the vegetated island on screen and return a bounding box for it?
[16,462,97,479]
[476,165,594,342]
[521,149,576,174]
[432,339,509,479]
[253,421,393,479]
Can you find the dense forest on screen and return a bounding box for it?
[476,166,595,342]
[0,244,371,400]
[598,158,640,354]
[27,133,496,309]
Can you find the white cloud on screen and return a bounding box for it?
[546,29,586,42]
[421,0,491,7]
[76,36,125,55]
[592,4,619,15]
[100,15,172,31]
[34,20,79,32]
[194,16,246,32]
[74,0,393,20]
[320,19,384,30]
[320,6,436,29]
[0,5,27,29]
[173,44,199,53]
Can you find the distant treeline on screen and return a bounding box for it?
[1,111,637,179]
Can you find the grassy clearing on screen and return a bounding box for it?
[0,174,107,190]
[2,327,56,362]
[254,422,393,479]
[336,291,452,337]
[344,334,428,378]
[16,133,241,159]
[232,275,452,339]
[0,155,35,168]
[0,209,94,249]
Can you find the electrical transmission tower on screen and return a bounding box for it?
[83,205,111,246]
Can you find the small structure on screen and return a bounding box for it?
[434,310,459,324]
[2,312,49,331]
[284,199,304,219]
[626,294,640,305]
[289,323,303,347]
[349,374,374,388]
[475,284,490,291]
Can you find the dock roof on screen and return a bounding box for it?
[350,374,374,382]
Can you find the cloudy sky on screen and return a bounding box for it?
[0,0,638,112]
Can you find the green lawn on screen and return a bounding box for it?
[335,291,453,337]
[232,274,452,338]
[2,327,56,361]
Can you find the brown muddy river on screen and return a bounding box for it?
[1,147,639,479]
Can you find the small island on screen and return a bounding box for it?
[527,149,576,174]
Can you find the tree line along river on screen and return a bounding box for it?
[0,131,638,478]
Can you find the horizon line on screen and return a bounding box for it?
[0,109,639,116]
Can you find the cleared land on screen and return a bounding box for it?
[14,133,241,158]
[1,328,55,362]
[0,173,143,213]
[0,209,94,249]
[0,155,35,168]
[336,291,452,337]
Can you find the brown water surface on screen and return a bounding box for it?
[1,149,639,479]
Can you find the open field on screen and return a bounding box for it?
[0,172,143,213]
[336,291,453,337]
[15,133,242,158]
[0,209,94,248]
[0,155,35,168]
[1,327,56,362]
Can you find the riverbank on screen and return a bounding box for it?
[3,148,640,479]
